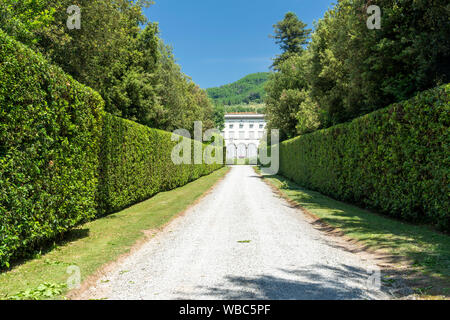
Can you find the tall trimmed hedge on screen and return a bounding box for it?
[0,31,224,269]
[0,30,104,267]
[279,84,450,231]
[98,113,224,214]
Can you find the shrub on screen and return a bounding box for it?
[0,30,222,269]
[0,30,104,267]
[279,84,450,231]
[0,30,224,269]
[97,113,224,215]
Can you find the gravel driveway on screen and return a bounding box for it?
[80,166,390,300]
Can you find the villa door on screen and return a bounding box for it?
[227,144,237,159]
[237,144,247,158]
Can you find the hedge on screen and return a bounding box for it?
[279,84,450,231]
[0,30,104,267]
[0,31,224,268]
[97,113,224,214]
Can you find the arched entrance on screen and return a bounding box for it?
[227,144,237,159]
[247,143,257,158]
[237,144,247,159]
[247,143,257,164]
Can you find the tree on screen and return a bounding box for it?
[308,0,450,126]
[0,0,64,49]
[270,12,311,70]
[156,42,214,134]
[267,1,450,132]
[213,105,225,131]
[265,53,319,140]
[2,0,155,121]
[1,0,216,132]
[106,22,162,126]
[295,91,320,135]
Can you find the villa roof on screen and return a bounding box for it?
[226,112,258,115]
[225,113,265,119]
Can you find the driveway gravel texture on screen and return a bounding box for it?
[80,166,391,300]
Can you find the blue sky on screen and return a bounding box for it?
[143,0,335,89]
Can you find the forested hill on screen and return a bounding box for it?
[207,72,270,105]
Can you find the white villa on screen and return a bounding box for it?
[221,113,267,160]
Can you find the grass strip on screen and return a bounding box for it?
[0,167,229,300]
[254,167,450,299]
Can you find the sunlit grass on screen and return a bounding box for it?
[255,167,450,298]
[0,167,229,300]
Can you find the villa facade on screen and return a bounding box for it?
[221,113,267,160]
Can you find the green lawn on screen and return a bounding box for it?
[0,167,229,300]
[254,167,450,299]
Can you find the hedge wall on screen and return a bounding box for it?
[97,113,224,214]
[279,84,450,231]
[0,30,104,267]
[0,31,224,268]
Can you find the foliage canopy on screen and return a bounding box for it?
[265,0,450,140]
[0,0,214,134]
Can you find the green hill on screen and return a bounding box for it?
[207,72,270,105]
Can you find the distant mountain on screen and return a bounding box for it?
[206,72,270,105]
